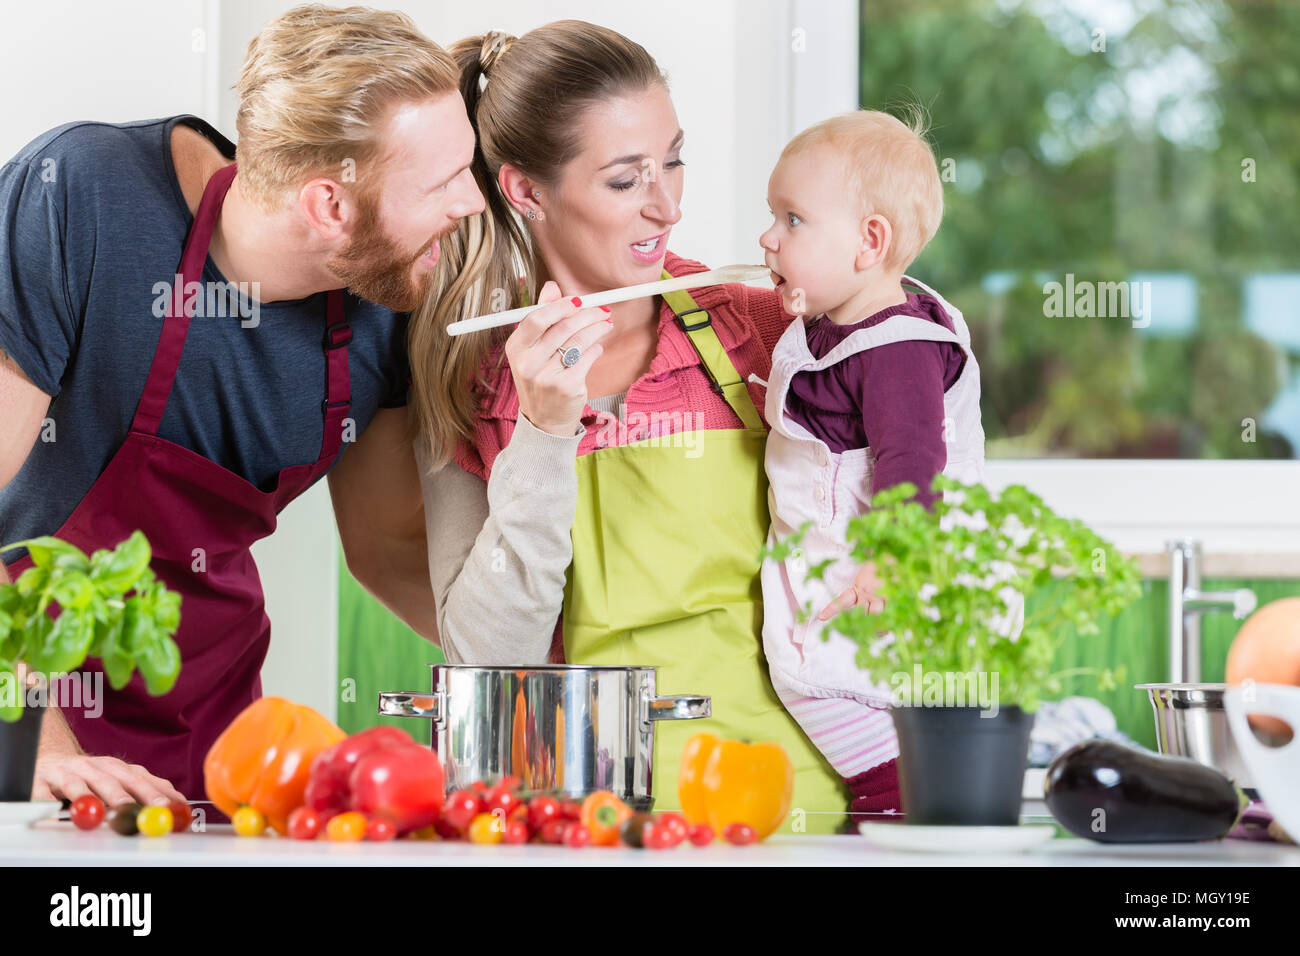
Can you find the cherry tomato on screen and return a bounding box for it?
[656,812,689,848]
[325,811,368,842]
[406,824,440,841]
[287,806,325,841]
[469,781,488,795]
[366,817,398,842]
[563,823,591,848]
[560,799,583,821]
[468,812,503,844]
[688,823,715,846]
[644,821,677,850]
[539,819,570,845]
[483,785,521,819]
[70,795,105,831]
[136,805,173,838]
[232,806,267,837]
[495,774,522,792]
[107,802,143,836]
[528,795,562,832]
[619,813,654,848]
[168,799,193,833]
[723,823,758,846]
[433,818,463,840]
[503,818,531,845]
[440,789,483,832]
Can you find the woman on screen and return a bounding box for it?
[408,22,890,831]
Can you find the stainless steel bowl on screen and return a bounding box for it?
[379,664,710,810]
[1135,682,1255,793]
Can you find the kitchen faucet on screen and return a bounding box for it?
[1166,539,1257,683]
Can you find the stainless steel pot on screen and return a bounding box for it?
[1135,682,1254,794]
[379,665,710,810]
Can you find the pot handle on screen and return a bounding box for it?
[644,693,711,724]
[378,691,443,722]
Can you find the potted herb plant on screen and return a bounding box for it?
[771,475,1142,826]
[0,531,181,801]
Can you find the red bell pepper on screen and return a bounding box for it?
[303,726,445,835]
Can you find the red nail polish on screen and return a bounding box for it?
[571,296,582,307]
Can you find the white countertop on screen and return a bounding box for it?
[4,806,1296,867]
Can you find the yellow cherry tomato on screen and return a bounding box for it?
[136,805,174,838]
[468,812,503,845]
[232,806,268,837]
[325,811,368,842]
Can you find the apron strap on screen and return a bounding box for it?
[319,288,352,465]
[659,271,764,431]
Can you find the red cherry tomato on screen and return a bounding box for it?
[496,774,522,792]
[168,800,193,834]
[440,789,483,832]
[528,795,562,832]
[503,819,531,845]
[70,795,105,831]
[469,781,488,795]
[563,823,592,848]
[644,821,678,850]
[560,799,583,821]
[723,823,758,846]
[433,818,463,841]
[287,806,325,841]
[483,785,521,819]
[366,817,398,841]
[657,812,689,847]
[539,819,570,845]
[688,823,715,846]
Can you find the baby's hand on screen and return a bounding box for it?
[817,561,886,622]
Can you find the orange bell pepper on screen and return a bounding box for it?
[204,696,346,836]
[678,733,794,840]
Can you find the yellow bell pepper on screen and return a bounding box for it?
[678,733,794,840]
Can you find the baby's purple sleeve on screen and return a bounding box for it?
[853,341,951,509]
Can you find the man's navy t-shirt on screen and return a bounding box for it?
[0,115,410,563]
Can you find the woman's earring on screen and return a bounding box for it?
[525,208,536,220]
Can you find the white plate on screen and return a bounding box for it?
[859,820,1056,853]
[0,801,61,826]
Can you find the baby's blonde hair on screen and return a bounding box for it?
[781,107,943,272]
[233,4,460,209]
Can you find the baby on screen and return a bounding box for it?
[756,109,989,815]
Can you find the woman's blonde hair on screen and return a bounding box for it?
[408,21,668,470]
[781,107,944,272]
[233,4,459,209]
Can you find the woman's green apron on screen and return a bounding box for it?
[560,275,847,834]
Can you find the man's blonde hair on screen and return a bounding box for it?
[233,4,459,208]
[782,107,944,271]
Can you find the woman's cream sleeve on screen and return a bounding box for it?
[415,415,584,665]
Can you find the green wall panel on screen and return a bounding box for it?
[336,544,444,741]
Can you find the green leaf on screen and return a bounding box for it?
[90,531,152,595]
[3,536,88,570]
[137,635,181,696]
[39,613,95,675]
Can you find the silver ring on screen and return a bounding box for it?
[556,345,581,368]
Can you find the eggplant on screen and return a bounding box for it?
[1044,739,1248,843]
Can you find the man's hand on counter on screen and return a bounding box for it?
[31,704,186,808]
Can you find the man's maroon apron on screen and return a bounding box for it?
[2,163,352,802]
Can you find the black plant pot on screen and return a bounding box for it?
[0,705,45,801]
[891,705,1034,826]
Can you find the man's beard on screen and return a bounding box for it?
[327,189,440,313]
